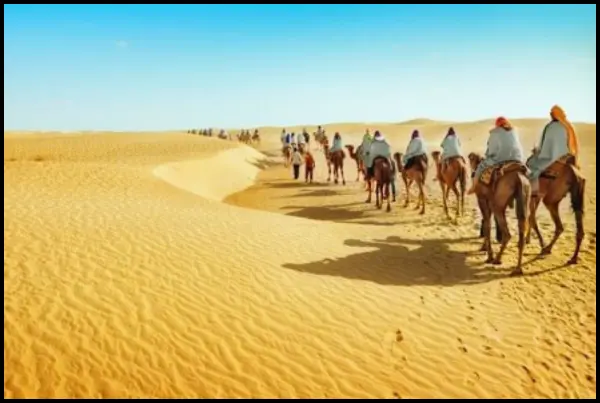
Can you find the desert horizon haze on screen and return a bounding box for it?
[4,4,597,400]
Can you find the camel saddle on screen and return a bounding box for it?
[480,161,527,186]
[540,154,577,179]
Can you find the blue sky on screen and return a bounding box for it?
[4,4,596,130]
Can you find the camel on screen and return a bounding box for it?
[345,145,365,182]
[282,145,292,167]
[323,144,346,185]
[431,151,467,221]
[365,157,393,212]
[468,153,531,276]
[525,152,585,265]
[393,153,428,215]
[252,131,261,145]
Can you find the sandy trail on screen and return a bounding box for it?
[4,123,596,398]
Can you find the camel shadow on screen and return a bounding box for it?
[282,236,511,287]
[263,182,326,189]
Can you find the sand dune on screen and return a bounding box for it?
[4,120,596,398]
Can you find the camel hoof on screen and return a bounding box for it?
[386,206,391,213]
[365,199,371,204]
[567,257,578,265]
[419,210,425,216]
[485,257,494,264]
[540,247,552,256]
[510,269,523,277]
[492,259,502,266]
[479,244,487,252]
[342,181,346,185]
[334,180,338,184]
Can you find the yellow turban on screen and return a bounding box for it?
[550,105,579,164]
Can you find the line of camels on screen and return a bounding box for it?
[187,128,261,145]
[283,134,585,277]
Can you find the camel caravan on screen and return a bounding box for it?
[187,127,261,145]
[277,105,585,276]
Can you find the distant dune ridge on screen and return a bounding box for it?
[4,118,596,398]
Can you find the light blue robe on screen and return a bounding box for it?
[330,137,344,152]
[440,135,463,160]
[526,121,571,181]
[474,127,525,178]
[360,135,372,161]
[366,139,391,168]
[402,137,428,166]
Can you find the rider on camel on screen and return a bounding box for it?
[527,105,580,195]
[402,130,428,168]
[360,128,373,164]
[330,132,344,153]
[467,117,525,195]
[366,130,392,178]
[440,127,464,169]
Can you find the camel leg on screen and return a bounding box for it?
[418,179,426,215]
[450,184,460,220]
[376,183,382,209]
[481,200,494,263]
[386,183,391,212]
[334,164,339,184]
[403,178,411,207]
[512,207,529,276]
[527,196,545,248]
[492,206,511,265]
[441,182,449,218]
[541,202,563,255]
[568,209,584,265]
[366,179,372,203]
[327,163,332,182]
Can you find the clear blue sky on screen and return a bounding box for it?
[4,4,596,130]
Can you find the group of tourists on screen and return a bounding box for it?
[283,104,579,200]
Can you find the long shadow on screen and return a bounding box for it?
[262,182,326,189]
[282,236,511,287]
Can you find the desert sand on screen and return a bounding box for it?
[4,120,596,398]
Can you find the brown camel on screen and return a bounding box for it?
[468,153,531,276]
[344,144,365,182]
[365,157,393,212]
[393,152,428,215]
[252,131,260,145]
[431,151,467,221]
[324,144,346,185]
[525,153,585,265]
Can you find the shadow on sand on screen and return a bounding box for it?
[282,235,515,287]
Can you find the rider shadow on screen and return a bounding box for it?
[282,236,510,287]
[282,205,374,223]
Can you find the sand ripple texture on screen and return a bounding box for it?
[4,124,596,399]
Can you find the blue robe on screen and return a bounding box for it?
[366,139,391,168]
[402,137,427,166]
[474,127,525,178]
[440,135,462,160]
[330,137,344,152]
[527,121,571,181]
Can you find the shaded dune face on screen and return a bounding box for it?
[3,121,596,399]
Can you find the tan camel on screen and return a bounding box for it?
[393,152,428,215]
[431,151,467,221]
[252,130,261,145]
[324,144,346,185]
[345,145,365,182]
[468,153,531,276]
[525,153,585,265]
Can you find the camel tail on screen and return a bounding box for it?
[570,173,586,214]
[514,174,529,222]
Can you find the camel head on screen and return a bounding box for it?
[393,152,403,170]
[467,152,482,172]
[431,151,442,163]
